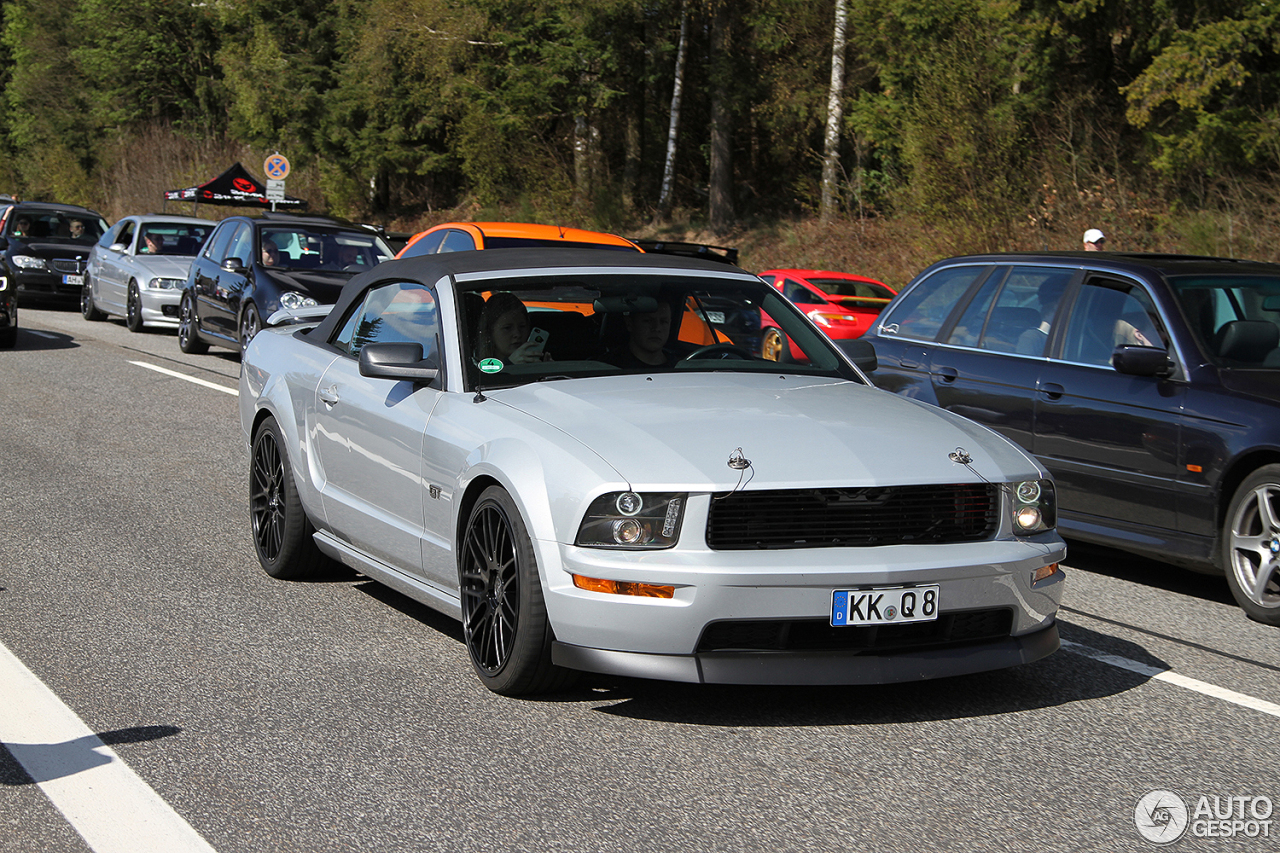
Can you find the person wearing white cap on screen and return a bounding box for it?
[1083,228,1106,250]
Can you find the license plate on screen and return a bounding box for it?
[62,274,84,286]
[831,585,940,626]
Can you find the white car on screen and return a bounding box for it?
[239,249,1066,695]
[83,214,216,331]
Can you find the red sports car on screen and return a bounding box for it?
[758,268,896,360]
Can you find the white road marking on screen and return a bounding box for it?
[0,642,219,853]
[130,361,237,396]
[1062,639,1280,719]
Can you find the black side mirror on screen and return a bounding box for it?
[1112,345,1174,378]
[221,257,247,273]
[358,342,440,382]
[839,337,878,372]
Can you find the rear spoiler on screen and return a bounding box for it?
[266,305,333,327]
[630,239,739,266]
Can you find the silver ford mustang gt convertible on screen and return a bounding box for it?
[239,248,1066,695]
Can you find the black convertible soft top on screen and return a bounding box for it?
[304,247,756,343]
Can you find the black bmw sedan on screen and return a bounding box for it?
[0,202,109,307]
[851,251,1280,625]
[177,212,395,356]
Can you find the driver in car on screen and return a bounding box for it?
[611,301,675,368]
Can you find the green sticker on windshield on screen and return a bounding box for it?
[478,357,504,374]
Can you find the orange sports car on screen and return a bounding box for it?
[396,221,641,258]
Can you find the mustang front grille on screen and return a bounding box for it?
[705,483,999,550]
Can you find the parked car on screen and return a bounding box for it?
[239,248,1065,695]
[759,269,896,360]
[0,202,109,306]
[854,251,1280,625]
[177,212,395,355]
[82,214,216,331]
[396,221,641,258]
[0,267,14,348]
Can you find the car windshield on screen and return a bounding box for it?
[8,210,107,243]
[260,226,394,272]
[1170,274,1280,367]
[457,271,861,390]
[136,222,213,256]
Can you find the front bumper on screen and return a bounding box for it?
[554,620,1059,684]
[13,270,82,303]
[538,534,1065,684]
[139,290,182,327]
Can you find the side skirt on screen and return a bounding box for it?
[313,530,462,620]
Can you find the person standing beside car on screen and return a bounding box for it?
[1083,228,1106,251]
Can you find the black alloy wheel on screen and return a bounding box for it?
[125,281,144,332]
[81,278,105,321]
[459,486,571,695]
[177,292,207,354]
[250,417,325,579]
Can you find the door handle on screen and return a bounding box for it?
[318,386,340,406]
[935,366,958,383]
[1040,382,1064,400]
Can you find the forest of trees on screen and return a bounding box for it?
[2,0,1279,279]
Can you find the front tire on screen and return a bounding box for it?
[125,281,144,332]
[250,417,326,579]
[1223,465,1280,626]
[459,486,573,695]
[177,292,208,354]
[239,302,261,355]
[81,278,105,321]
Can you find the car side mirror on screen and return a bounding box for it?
[110,242,128,253]
[358,342,440,383]
[839,337,878,372]
[1112,345,1174,378]
[221,257,247,273]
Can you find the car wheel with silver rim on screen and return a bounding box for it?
[1223,464,1280,626]
[125,281,144,332]
[177,291,207,354]
[239,302,261,354]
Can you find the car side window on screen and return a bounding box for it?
[203,222,236,262]
[226,224,253,266]
[440,229,476,253]
[947,266,1071,354]
[879,266,986,341]
[402,230,447,258]
[1060,278,1165,366]
[332,282,440,362]
[784,279,825,305]
[116,221,136,250]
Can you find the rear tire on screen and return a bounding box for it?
[1223,464,1280,626]
[250,417,326,579]
[177,292,208,354]
[459,486,574,695]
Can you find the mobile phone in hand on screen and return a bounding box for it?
[526,327,549,355]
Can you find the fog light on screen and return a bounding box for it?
[1031,563,1060,584]
[572,575,674,598]
[1015,506,1042,530]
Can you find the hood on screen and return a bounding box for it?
[133,255,195,278]
[1217,368,1280,405]
[12,240,90,260]
[258,266,352,304]
[489,373,1040,490]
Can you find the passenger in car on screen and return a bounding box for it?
[12,216,30,237]
[608,301,676,368]
[1016,280,1066,355]
[475,291,551,364]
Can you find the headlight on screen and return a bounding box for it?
[147,277,184,290]
[576,491,686,549]
[11,255,47,270]
[279,291,319,310]
[1012,479,1055,533]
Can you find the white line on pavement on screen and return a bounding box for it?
[0,642,219,853]
[130,360,238,396]
[1062,639,1280,719]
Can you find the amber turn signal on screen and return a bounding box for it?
[1031,563,1060,584]
[572,574,675,598]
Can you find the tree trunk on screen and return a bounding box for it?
[708,3,733,235]
[820,0,848,224]
[656,2,689,222]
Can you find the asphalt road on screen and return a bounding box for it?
[3,306,1278,853]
